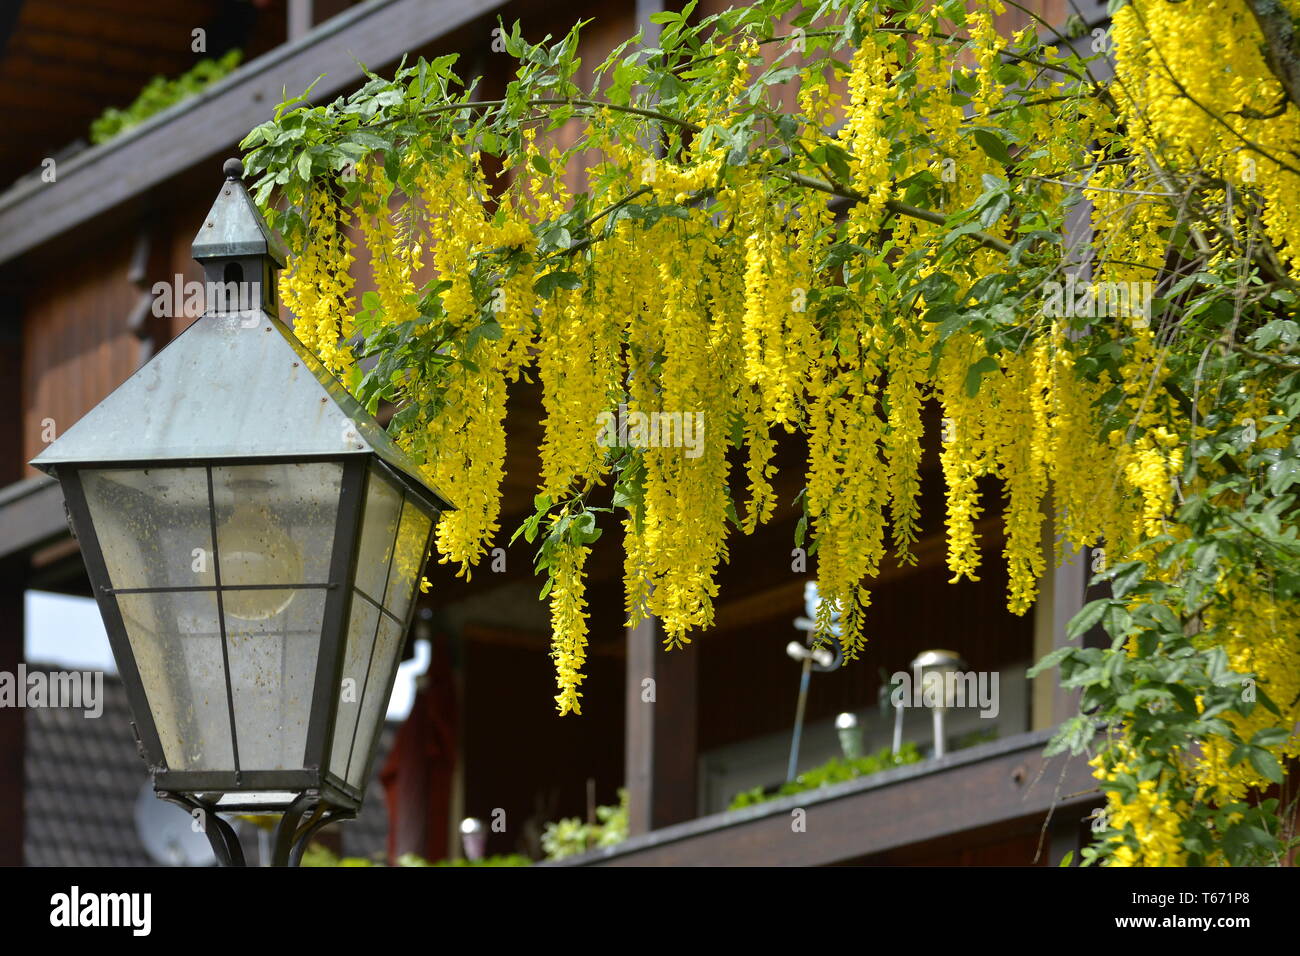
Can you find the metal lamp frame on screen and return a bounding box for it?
[61,454,438,865]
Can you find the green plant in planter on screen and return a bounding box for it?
[541,789,629,860]
[300,844,531,866]
[90,49,242,145]
[728,743,922,811]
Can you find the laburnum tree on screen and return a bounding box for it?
[241,0,1300,865]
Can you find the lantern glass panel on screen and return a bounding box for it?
[225,588,326,770]
[384,498,434,622]
[82,461,345,776]
[340,496,434,789]
[352,469,403,604]
[116,590,233,771]
[328,595,381,785]
[326,467,434,788]
[210,462,342,619]
[81,468,213,591]
[345,615,406,788]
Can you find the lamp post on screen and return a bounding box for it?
[910,649,965,759]
[31,159,453,866]
[834,711,862,761]
[785,581,843,782]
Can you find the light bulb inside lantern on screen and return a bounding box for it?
[207,498,304,621]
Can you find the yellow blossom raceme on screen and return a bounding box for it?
[995,346,1049,614]
[406,154,516,578]
[739,193,817,429]
[839,10,897,231]
[356,161,421,329]
[1197,587,1300,803]
[1093,745,1190,867]
[279,188,357,376]
[1122,427,1182,541]
[635,222,732,647]
[935,334,992,583]
[549,538,591,715]
[882,327,927,562]
[805,358,890,658]
[1112,0,1300,272]
[537,285,619,499]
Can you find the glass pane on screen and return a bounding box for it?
[116,591,233,772]
[210,462,342,622]
[328,595,380,784]
[214,792,297,809]
[353,468,402,603]
[224,589,325,771]
[346,615,406,789]
[82,468,212,592]
[383,499,433,622]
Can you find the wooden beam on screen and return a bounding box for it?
[560,729,1100,866]
[625,614,698,834]
[0,477,65,559]
[0,0,509,265]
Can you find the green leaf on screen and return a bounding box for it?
[1067,599,1110,640]
[1249,319,1299,350]
[1248,747,1284,785]
[1108,561,1146,599]
[1266,458,1300,495]
[972,129,1012,165]
[1250,727,1290,748]
[1027,645,1074,677]
[978,191,1011,229]
[534,270,583,298]
[571,511,602,545]
[964,356,1000,397]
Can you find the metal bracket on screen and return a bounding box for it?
[156,791,353,867]
[157,792,245,867]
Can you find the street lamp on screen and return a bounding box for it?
[785,581,842,782]
[31,159,453,866]
[910,649,966,759]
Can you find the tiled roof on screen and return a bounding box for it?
[24,665,395,866]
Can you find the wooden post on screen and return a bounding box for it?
[288,0,355,41]
[625,615,697,835]
[287,0,314,40]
